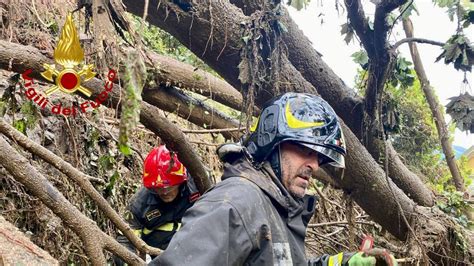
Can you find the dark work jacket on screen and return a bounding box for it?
[151,157,328,265]
[115,181,199,265]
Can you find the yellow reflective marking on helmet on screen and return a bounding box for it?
[171,163,185,176]
[156,173,162,185]
[285,102,324,129]
[250,116,259,132]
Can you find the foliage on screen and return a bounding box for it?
[340,23,355,45]
[445,92,474,133]
[287,0,311,11]
[1,74,39,135]
[351,50,369,69]
[436,189,473,228]
[354,69,442,178]
[352,53,415,89]
[436,34,474,72]
[389,57,416,89]
[433,0,473,28]
[119,51,146,156]
[131,15,215,74]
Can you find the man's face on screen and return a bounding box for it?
[280,142,319,198]
[154,185,180,203]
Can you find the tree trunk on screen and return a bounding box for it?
[0,216,59,265]
[120,1,470,262]
[143,84,241,140]
[402,18,465,192]
[120,0,416,237]
[0,118,162,256]
[144,51,244,112]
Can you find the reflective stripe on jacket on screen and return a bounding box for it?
[114,180,199,265]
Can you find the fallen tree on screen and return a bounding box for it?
[0,216,59,265]
[0,1,470,262]
[120,1,470,262]
[145,51,244,112]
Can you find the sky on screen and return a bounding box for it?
[288,0,473,149]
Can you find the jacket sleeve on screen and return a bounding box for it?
[307,252,355,266]
[150,198,254,266]
[113,211,144,266]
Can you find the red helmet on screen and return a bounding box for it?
[142,145,187,189]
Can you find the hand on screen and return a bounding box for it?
[348,236,397,266]
[348,252,376,266]
[348,249,397,266]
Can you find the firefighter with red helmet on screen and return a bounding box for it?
[114,145,199,265]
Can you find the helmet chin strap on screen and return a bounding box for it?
[269,144,283,181]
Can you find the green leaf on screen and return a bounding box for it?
[288,0,311,11]
[351,50,369,66]
[104,171,120,198]
[119,143,132,156]
[13,119,26,135]
[341,23,355,44]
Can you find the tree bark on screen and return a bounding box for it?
[402,18,465,192]
[143,84,241,139]
[0,118,162,256]
[144,51,244,112]
[0,40,213,194]
[0,136,145,265]
[0,216,58,265]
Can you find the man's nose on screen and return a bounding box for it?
[306,154,319,173]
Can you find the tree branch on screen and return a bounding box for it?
[392,37,445,50]
[122,0,440,241]
[402,18,465,192]
[143,84,241,139]
[181,127,244,134]
[0,118,162,256]
[0,136,145,265]
[345,0,375,57]
[143,50,245,112]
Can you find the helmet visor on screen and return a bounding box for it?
[300,142,345,168]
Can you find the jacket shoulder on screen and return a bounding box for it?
[203,176,268,206]
[129,187,151,214]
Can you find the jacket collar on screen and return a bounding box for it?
[222,157,305,215]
